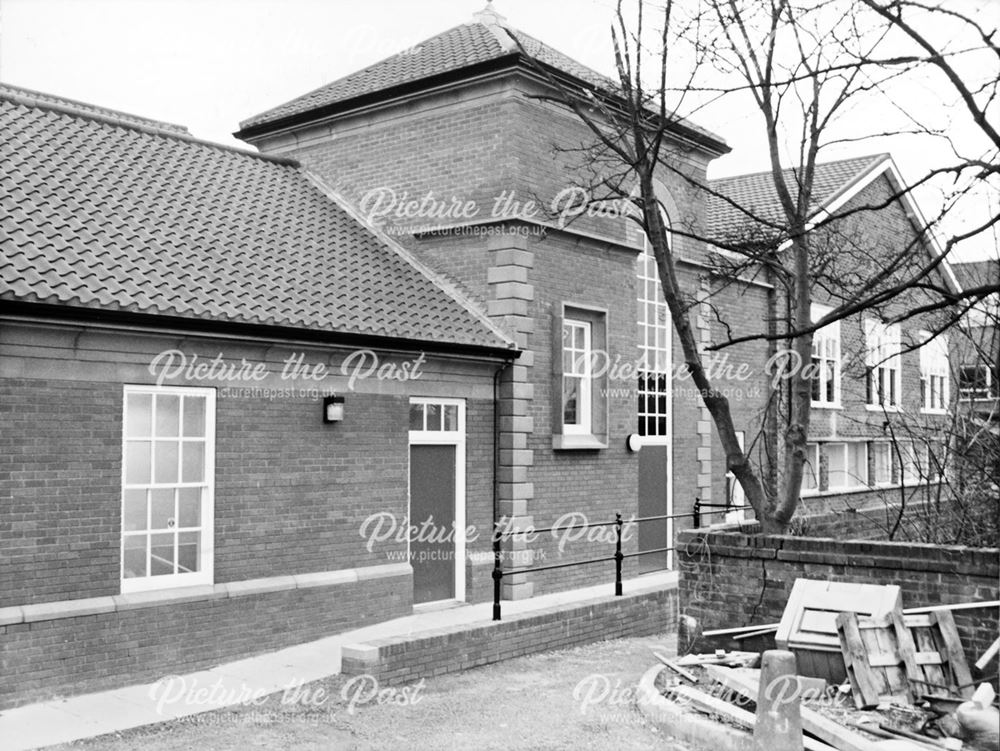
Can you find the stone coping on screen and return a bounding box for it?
[0,562,411,627]
[341,582,674,662]
[677,528,999,576]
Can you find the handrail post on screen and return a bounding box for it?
[492,521,503,621]
[693,497,701,529]
[614,512,623,596]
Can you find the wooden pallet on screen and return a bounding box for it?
[904,609,974,700]
[836,609,924,708]
[836,608,975,708]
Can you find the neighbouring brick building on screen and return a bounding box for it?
[708,154,961,530]
[952,259,1000,422]
[0,4,967,709]
[951,259,1000,501]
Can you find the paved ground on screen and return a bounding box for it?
[51,634,686,751]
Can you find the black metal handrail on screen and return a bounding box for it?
[490,500,742,620]
[693,497,751,528]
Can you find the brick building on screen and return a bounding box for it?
[0,82,518,708]
[709,154,960,523]
[0,5,964,708]
[953,259,1000,421]
[235,3,775,596]
[951,259,1000,493]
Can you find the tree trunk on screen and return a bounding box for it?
[637,168,776,529]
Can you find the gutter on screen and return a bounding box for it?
[0,300,521,362]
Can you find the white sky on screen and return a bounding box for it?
[1,0,996,261]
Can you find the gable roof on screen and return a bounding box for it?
[706,152,962,294]
[0,83,515,355]
[952,259,1000,290]
[236,5,726,153]
[706,154,890,240]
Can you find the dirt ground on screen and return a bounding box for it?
[52,633,690,751]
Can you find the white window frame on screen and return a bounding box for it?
[846,442,868,488]
[808,441,869,494]
[810,304,841,408]
[871,441,893,486]
[958,364,993,401]
[637,230,672,440]
[898,440,921,485]
[919,331,950,414]
[864,319,902,411]
[121,385,216,594]
[562,318,593,435]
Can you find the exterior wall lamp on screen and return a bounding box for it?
[323,395,345,423]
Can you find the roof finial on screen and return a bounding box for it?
[474,1,516,51]
[474,1,506,26]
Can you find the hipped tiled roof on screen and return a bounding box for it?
[238,8,725,150]
[0,83,514,353]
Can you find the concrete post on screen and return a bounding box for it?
[754,649,804,751]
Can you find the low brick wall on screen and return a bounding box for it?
[0,566,411,710]
[341,584,677,685]
[677,529,999,676]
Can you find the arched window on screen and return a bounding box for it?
[637,200,672,438]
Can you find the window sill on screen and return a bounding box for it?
[800,485,869,498]
[121,572,214,595]
[920,408,949,416]
[801,480,944,498]
[552,434,607,450]
[810,402,843,410]
[865,404,902,413]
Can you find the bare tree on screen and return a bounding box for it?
[506,0,998,532]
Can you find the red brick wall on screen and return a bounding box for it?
[214,387,409,579]
[1,324,500,588]
[1,378,122,605]
[524,229,641,590]
[0,376,486,597]
[0,323,501,706]
[254,77,717,247]
[0,575,410,710]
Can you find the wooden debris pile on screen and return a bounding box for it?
[664,579,1000,751]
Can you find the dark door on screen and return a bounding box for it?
[409,444,456,603]
[637,443,669,572]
